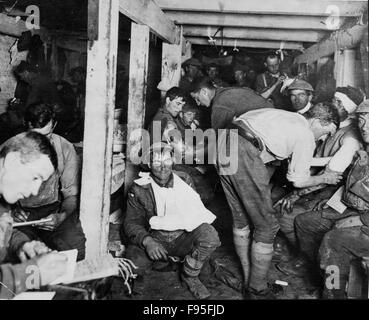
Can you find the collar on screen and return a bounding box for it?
[150,173,174,188]
[267,71,280,78]
[297,102,312,115]
[339,116,354,128]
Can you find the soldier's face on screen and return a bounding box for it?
[207,67,218,80]
[290,89,311,111]
[266,57,280,75]
[150,151,174,182]
[0,152,54,204]
[357,113,369,143]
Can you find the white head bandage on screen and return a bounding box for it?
[335,92,358,114]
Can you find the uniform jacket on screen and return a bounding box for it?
[123,171,195,248]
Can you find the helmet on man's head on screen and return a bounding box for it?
[355,99,369,114]
[288,79,314,92]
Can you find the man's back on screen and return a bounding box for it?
[237,108,315,160]
[211,87,274,130]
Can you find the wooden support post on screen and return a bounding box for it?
[124,23,150,195]
[80,0,119,258]
[360,26,369,96]
[335,49,357,87]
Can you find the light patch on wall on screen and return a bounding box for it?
[0,35,19,114]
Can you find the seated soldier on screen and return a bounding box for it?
[175,99,200,135]
[275,88,365,276]
[232,64,251,88]
[123,143,220,300]
[8,103,86,261]
[0,132,67,299]
[205,63,229,89]
[150,89,214,204]
[297,100,369,297]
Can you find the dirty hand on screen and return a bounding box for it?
[277,75,286,84]
[313,199,329,211]
[18,240,52,262]
[274,193,300,215]
[35,251,68,286]
[12,209,30,223]
[0,212,13,249]
[334,216,363,229]
[143,237,168,261]
[322,170,343,185]
[37,213,66,231]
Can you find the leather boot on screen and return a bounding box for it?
[180,273,211,300]
[276,255,311,277]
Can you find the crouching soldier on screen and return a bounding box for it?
[0,132,67,298]
[123,143,220,300]
[8,103,86,261]
[318,99,369,298]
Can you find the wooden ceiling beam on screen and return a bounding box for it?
[155,0,367,16]
[182,26,327,42]
[165,11,347,31]
[187,37,304,50]
[295,23,367,64]
[119,0,180,44]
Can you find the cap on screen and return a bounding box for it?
[142,142,174,164]
[355,99,369,113]
[288,79,314,92]
[182,58,202,68]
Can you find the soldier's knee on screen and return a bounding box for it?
[194,223,221,248]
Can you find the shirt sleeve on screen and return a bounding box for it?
[255,74,268,94]
[286,131,315,184]
[60,141,80,199]
[0,259,39,299]
[327,137,362,172]
[123,185,151,249]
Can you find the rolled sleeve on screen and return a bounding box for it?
[286,134,315,184]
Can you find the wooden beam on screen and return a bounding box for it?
[124,23,150,194]
[80,0,119,258]
[165,12,346,31]
[119,0,180,44]
[187,37,304,50]
[295,24,367,64]
[360,25,369,95]
[183,26,326,43]
[156,0,367,16]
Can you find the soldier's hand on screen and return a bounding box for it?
[143,237,168,261]
[277,75,286,84]
[18,240,51,262]
[323,169,343,185]
[12,209,30,223]
[35,251,68,286]
[313,199,329,211]
[274,193,300,215]
[0,212,13,249]
[37,213,66,231]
